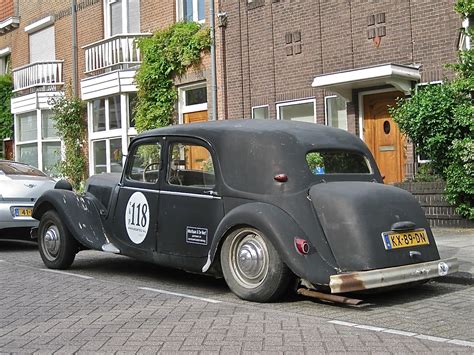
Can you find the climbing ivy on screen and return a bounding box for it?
[50,89,87,191]
[134,22,211,132]
[0,74,13,140]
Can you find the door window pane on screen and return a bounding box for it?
[109,96,122,130]
[42,142,61,175]
[252,106,269,119]
[168,143,215,188]
[326,96,348,130]
[110,0,123,36]
[93,140,107,174]
[41,110,58,139]
[185,86,207,106]
[127,142,161,183]
[92,99,105,132]
[127,0,140,33]
[18,113,37,142]
[279,101,315,123]
[110,138,123,173]
[18,144,38,168]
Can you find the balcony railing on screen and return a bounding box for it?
[12,61,64,93]
[83,33,151,76]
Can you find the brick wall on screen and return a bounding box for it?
[395,182,474,228]
[0,0,14,21]
[221,0,460,128]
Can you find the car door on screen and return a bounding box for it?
[157,137,224,259]
[112,138,162,258]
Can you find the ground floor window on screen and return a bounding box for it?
[252,105,269,119]
[15,109,61,175]
[88,93,137,175]
[277,99,316,123]
[325,95,348,130]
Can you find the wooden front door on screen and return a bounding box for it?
[363,92,405,184]
[183,111,208,170]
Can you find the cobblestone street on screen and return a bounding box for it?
[0,239,473,354]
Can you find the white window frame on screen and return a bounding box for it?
[88,93,137,174]
[178,82,208,124]
[104,0,141,38]
[0,47,11,75]
[324,95,348,130]
[176,0,205,23]
[276,98,316,123]
[251,105,269,119]
[14,109,62,174]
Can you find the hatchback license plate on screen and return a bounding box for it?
[14,207,33,217]
[382,229,429,250]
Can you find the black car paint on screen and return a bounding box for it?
[32,120,437,289]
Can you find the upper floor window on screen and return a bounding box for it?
[0,48,11,74]
[29,26,55,62]
[177,0,205,23]
[107,0,140,37]
[252,105,269,119]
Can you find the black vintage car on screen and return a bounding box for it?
[32,120,457,302]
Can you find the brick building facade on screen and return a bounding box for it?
[1,0,214,175]
[218,0,462,183]
[0,0,464,183]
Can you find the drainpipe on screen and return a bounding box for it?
[210,0,217,120]
[71,0,78,96]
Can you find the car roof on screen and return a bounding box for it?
[136,119,367,151]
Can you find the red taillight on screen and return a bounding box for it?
[274,174,288,182]
[294,238,310,255]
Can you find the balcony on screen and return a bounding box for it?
[12,61,64,94]
[83,33,151,76]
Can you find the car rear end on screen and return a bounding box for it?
[304,151,458,293]
[0,161,56,238]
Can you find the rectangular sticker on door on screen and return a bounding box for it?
[186,226,208,245]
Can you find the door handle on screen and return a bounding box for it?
[203,190,218,196]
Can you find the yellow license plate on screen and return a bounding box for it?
[382,229,429,250]
[14,207,33,217]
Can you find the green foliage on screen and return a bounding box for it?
[412,163,443,182]
[388,1,474,219]
[389,84,473,176]
[306,152,324,172]
[0,74,13,140]
[455,0,474,15]
[134,22,211,132]
[445,139,474,219]
[50,92,87,191]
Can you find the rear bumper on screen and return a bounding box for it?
[329,258,459,293]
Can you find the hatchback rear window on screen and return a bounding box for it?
[0,162,46,176]
[306,151,371,175]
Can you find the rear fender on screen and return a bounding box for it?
[204,202,336,285]
[32,189,111,251]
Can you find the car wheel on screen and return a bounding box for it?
[220,227,292,302]
[38,210,78,269]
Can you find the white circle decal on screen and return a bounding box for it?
[125,192,150,244]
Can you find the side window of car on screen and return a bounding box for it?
[168,142,215,188]
[126,142,161,183]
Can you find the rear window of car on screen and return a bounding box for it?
[0,162,46,177]
[306,151,371,175]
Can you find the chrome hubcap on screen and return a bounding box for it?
[230,230,269,289]
[43,225,61,261]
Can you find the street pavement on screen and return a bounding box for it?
[0,228,472,354]
[434,228,474,284]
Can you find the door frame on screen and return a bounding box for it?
[357,88,399,141]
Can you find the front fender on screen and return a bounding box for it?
[205,202,336,286]
[33,190,111,251]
